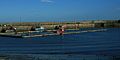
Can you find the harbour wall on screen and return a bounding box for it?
[0,20,120,31]
[0,23,95,31]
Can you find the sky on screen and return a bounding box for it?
[0,0,120,22]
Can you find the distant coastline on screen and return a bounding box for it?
[0,20,120,32]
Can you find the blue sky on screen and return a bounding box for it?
[0,0,120,22]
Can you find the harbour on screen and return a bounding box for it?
[0,0,120,59]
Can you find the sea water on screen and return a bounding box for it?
[0,28,120,60]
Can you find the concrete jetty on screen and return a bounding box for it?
[0,29,107,38]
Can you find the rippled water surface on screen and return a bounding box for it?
[0,28,120,56]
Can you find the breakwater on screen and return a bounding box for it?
[0,29,107,38]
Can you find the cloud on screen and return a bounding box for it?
[115,8,120,11]
[41,0,53,3]
[117,8,120,10]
